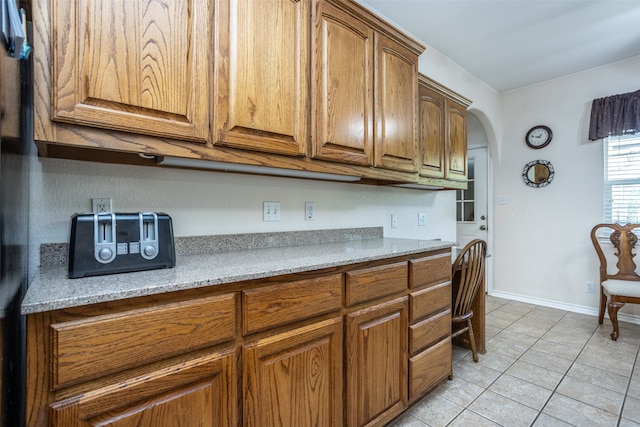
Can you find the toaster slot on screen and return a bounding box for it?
[139,212,159,260]
[94,213,116,264]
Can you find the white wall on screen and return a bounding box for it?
[28,156,455,277]
[494,55,640,319]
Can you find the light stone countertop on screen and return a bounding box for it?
[22,235,453,315]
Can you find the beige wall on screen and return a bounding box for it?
[494,55,640,321]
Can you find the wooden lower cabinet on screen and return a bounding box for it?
[346,297,409,427]
[26,251,453,426]
[243,317,343,427]
[49,349,237,427]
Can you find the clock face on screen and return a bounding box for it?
[526,125,552,149]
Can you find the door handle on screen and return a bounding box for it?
[479,225,487,231]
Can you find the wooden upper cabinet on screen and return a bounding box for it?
[214,0,310,157]
[50,0,210,142]
[312,1,374,166]
[374,34,420,173]
[418,74,471,181]
[446,98,469,182]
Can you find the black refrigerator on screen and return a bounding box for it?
[0,2,32,425]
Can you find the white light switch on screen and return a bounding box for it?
[263,201,281,222]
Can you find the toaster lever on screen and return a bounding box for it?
[139,212,159,260]
[94,213,117,264]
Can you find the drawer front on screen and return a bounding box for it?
[409,252,451,289]
[409,310,451,356]
[242,274,342,335]
[409,281,451,323]
[51,294,237,388]
[345,261,408,306]
[409,337,452,402]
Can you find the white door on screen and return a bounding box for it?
[456,147,488,248]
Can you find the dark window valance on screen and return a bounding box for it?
[589,89,640,141]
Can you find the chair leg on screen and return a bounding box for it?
[598,287,606,325]
[608,301,625,341]
[466,319,478,362]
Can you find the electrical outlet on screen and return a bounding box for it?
[305,202,314,221]
[586,282,595,293]
[263,201,281,222]
[418,213,426,226]
[391,214,398,228]
[92,198,112,213]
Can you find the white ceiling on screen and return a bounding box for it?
[358,0,640,92]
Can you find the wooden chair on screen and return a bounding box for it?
[591,223,640,340]
[451,239,487,362]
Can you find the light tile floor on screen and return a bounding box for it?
[388,295,640,427]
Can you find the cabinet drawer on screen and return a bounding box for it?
[242,274,342,335]
[409,310,451,355]
[51,294,237,388]
[409,281,451,322]
[409,337,452,402]
[345,261,407,306]
[409,252,451,289]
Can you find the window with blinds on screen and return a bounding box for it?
[605,134,640,224]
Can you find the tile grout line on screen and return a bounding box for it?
[528,313,601,427]
[616,334,640,427]
[446,304,542,426]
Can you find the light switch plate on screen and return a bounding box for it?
[263,201,281,222]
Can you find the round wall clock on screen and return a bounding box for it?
[525,125,553,149]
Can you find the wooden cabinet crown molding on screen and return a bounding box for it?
[323,0,425,56]
[418,74,472,109]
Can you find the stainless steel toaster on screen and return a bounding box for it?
[68,212,176,278]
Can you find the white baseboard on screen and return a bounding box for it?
[488,290,640,326]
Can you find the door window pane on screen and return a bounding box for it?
[456,159,475,223]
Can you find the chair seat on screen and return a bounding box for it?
[602,279,640,298]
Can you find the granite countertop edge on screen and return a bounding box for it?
[22,236,454,315]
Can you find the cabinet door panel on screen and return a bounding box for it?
[374,35,418,173]
[312,2,374,166]
[446,99,468,181]
[244,318,343,427]
[346,297,408,427]
[409,252,452,289]
[409,309,451,356]
[345,261,407,306]
[50,349,237,427]
[418,85,446,178]
[409,282,451,323]
[52,0,209,142]
[215,0,310,156]
[51,294,236,388]
[242,274,342,335]
[409,337,452,402]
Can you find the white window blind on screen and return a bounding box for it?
[605,134,640,224]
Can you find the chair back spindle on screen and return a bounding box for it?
[450,239,487,363]
[452,240,487,319]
